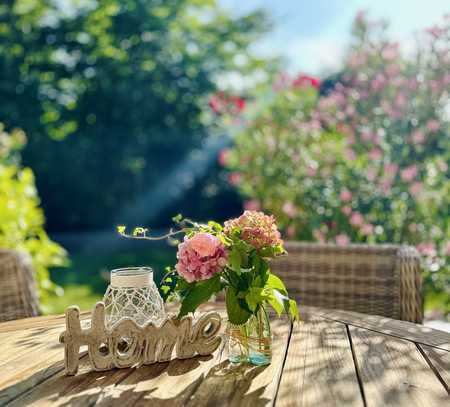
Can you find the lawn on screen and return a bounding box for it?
[44,243,176,315]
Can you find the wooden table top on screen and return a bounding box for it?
[0,305,449,406]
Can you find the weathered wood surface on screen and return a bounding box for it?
[0,305,449,406]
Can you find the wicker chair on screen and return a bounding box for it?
[0,249,39,321]
[272,242,422,323]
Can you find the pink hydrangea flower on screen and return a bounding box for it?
[224,210,283,250]
[336,234,350,246]
[176,233,228,283]
[383,163,398,178]
[411,130,425,144]
[340,188,353,202]
[368,148,382,161]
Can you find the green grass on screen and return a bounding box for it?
[43,244,176,315]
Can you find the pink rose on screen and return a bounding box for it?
[189,233,221,257]
[336,234,350,246]
[340,188,353,202]
[416,242,436,257]
[228,172,242,185]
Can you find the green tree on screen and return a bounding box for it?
[0,0,271,230]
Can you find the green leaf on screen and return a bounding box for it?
[226,287,251,325]
[172,213,183,223]
[207,221,223,231]
[267,273,288,295]
[288,299,300,321]
[178,275,221,317]
[229,247,241,272]
[267,290,284,317]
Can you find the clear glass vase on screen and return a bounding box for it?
[103,267,166,328]
[227,305,272,366]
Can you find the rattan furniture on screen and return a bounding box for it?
[0,249,39,322]
[272,242,422,323]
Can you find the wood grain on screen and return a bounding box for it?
[418,344,450,393]
[276,314,364,407]
[348,325,449,406]
[310,306,450,351]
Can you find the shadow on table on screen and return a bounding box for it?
[3,354,271,406]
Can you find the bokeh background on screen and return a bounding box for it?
[0,0,448,318]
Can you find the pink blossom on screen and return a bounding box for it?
[400,165,418,182]
[383,163,398,177]
[244,199,261,211]
[368,148,382,161]
[342,205,352,216]
[218,148,231,166]
[224,210,283,250]
[350,212,364,227]
[361,223,374,236]
[282,201,298,218]
[416,242,437,257]
[228,172,242,185]
[340,188,353,202]
[409,182,423,197]
[176,233,227,282]
[306,165,317,177]
[336,234,350,246]
[411,130,425,144]
[426,119,440,132]
[381,43,399,61]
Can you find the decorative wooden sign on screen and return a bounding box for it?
[59,302,222,375]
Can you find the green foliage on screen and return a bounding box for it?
[0,0,272,231]
[0,123,67,309]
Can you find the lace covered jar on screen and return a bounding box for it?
[103,267,166,328]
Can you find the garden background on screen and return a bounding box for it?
[0,0,448,318]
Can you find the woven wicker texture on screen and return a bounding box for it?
[0,250,39,322]
[272,242,422,323]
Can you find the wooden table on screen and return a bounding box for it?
[0,305,449,406]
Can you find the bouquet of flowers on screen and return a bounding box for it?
[119,210,298,365]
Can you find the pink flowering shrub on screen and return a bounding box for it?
[221,13,450,314]
[176,233,228,283]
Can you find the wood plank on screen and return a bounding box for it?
[5,318,291,406]
[0,312,90,334]
[276,313,364,407]
[418,344,450,393]
[308,306,450,351]
[348,325,449,406]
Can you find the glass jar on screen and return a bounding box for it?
[103,267,166,328]
[227,305,272,366]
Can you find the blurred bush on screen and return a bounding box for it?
[223,13,449,314]
[0,0,273,231]
[0,123,67,310]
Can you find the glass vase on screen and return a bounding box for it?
[103,267,166,328]
[227,305,272,366]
